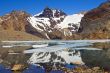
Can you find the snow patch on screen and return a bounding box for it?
[58,14,84,29]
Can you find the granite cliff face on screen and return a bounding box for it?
[79,1,110,39]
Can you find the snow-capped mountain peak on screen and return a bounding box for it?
[27,7,84,39]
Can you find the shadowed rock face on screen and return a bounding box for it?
[79,1,110,39]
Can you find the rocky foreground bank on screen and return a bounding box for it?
[0,64,109,73]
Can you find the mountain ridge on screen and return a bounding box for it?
[0,1,110,40]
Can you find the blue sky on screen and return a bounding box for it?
[0,0,107,16]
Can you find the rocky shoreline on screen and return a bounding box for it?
[0,63,109,73]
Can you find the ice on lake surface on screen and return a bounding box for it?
[1,40,110,65]
[2,39,110,48]
[2,39,109,52]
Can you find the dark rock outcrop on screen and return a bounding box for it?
[38,7,66,18]
[79,1,110,39]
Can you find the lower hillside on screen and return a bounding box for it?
[0,30,42,41]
